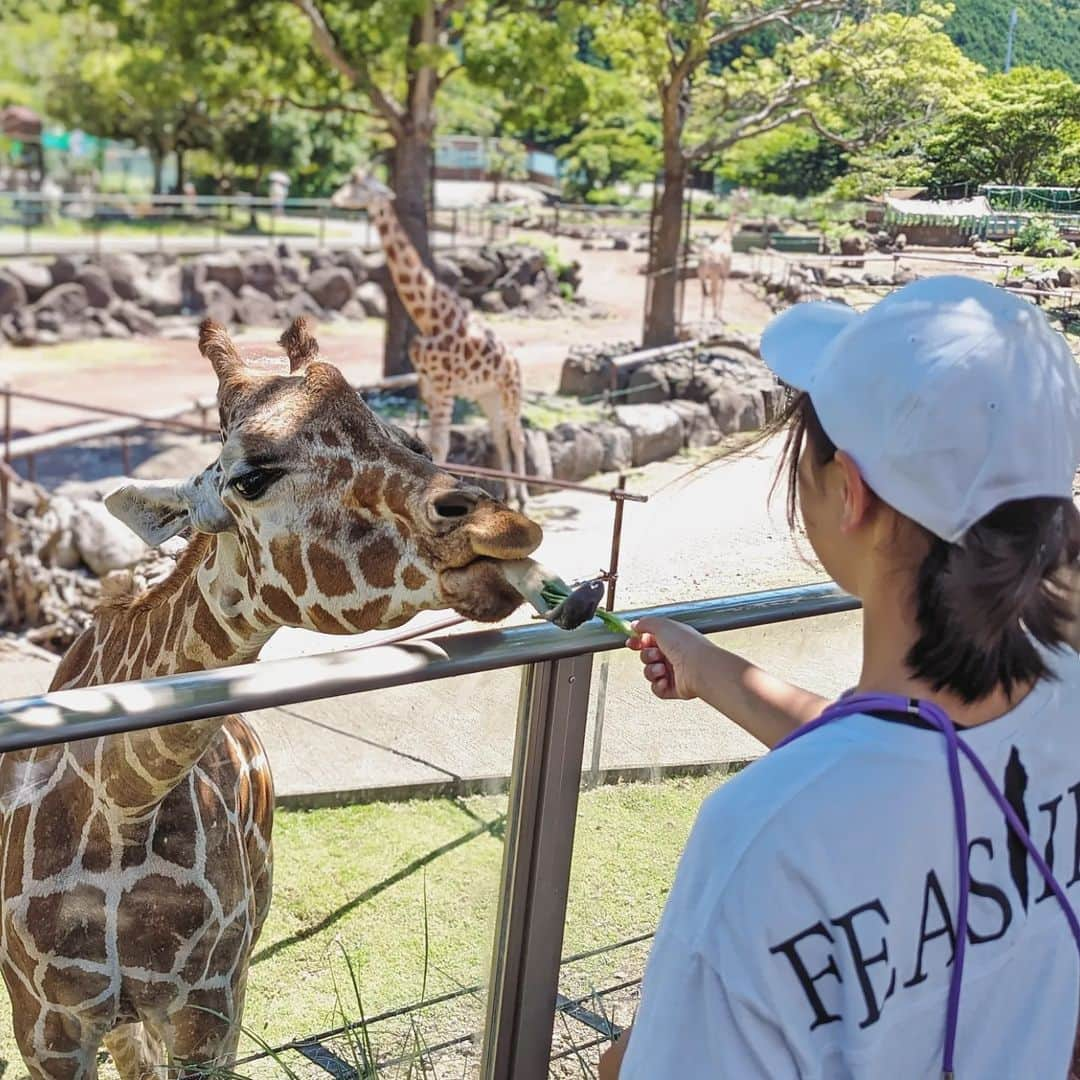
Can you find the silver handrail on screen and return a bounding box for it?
[0,582,856,752]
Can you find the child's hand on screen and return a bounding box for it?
[627,617,707,700]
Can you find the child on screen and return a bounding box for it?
[603,276,1080,1078]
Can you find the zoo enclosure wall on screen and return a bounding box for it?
[0,581,859,1079]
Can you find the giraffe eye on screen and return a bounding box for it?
[230,468,282,501]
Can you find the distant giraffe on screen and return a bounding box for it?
[332,170,529,507]
[698,190,750,322]
[0,317,544,1080]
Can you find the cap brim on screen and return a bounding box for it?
[760,301,859,392]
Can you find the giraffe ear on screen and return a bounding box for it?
[198,318,242,381]
[104,470,235,546]
[279,317,319,373]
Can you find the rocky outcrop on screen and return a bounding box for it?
[0,241,582,347]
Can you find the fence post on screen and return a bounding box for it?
[1,385,11,551]
[319,204,326,248]
[481,653,594,1080]
[120,434,131,476]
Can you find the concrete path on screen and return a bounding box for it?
[0,441,864,803]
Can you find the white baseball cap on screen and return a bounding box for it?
[760,275,1080,543]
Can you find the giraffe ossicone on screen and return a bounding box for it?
[0,317,568,1080]
[332,168,531,510]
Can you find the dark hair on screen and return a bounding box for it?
[776,391,1080,703]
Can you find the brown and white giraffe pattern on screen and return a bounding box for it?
[0,318,542,1078]
[361,187,529,508]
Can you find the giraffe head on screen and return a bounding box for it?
[105,318,543,632]
[330,168,393,211]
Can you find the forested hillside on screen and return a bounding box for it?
[947,0,1080,79]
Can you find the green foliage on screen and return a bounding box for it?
[946,0,1080,81]
[718,126,847,196]
[1013,216,1073,257]
[558,117,659,201]
[923,66,1080,186]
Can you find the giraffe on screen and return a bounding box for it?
[331,171,529,509]
[0,317,546,1080]
[697,190,750,323]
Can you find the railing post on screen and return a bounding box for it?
[482,653,594,1080]
[1,384,11,551]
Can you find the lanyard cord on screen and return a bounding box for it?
[774,693,1080,1079]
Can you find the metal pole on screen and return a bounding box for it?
[1,385,11,550]
[481,653,594,1080]
[1004,6,1018,72]
[120,434,131,475]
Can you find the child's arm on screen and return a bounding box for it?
[629,617,827,749]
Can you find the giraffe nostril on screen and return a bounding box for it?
[432,491,476,520]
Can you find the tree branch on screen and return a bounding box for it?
[689,77,814,160]
[282,93,379,119]
[291,0,405,137]
[708,0,848,48]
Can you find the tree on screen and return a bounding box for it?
[585,1,979,346]
[923,66,1080,187]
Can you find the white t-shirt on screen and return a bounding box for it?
[622,648,1080,1079]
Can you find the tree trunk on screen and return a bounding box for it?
[644,133,687,348]
[383,127,433,377]
[151,150,165,196]
[175,147,187,196]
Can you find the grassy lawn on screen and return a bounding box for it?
[0,774,724,1078]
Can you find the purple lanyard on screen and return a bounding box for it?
[774,693,1080,1080]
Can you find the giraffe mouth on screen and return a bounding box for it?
[438,557,529,623]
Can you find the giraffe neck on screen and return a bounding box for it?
[47,532,275,815]
[370,199,451,337]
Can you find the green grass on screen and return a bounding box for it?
[0,774,723,1078]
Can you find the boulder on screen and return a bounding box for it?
[839,234,868,256]
[282,291,324,321]
[3,259,52,301]
[98,252,146,301]
[197,252,246,294]
[669,399,721,448]
[135,265,183,316]
[548,422,606,482]
[134,438,220,480]
[498,277,522,308]
[708,386,766,435]
[33,283,90,321]
[614,403,685,466]
[193,280,236,324]
[594,422,633,473]
[523,428,554,492]
[235,284,277,326]
[625,363,670,404]
[356,282,387,319]
[340,299,367,321]
[479,290,508,314]
[435,257,464,291]
[307,266,355,311]
[1057,265,1080,288]
[72,499,150,576]
[336,248,370,284]
[112,301,159,336]
[0,270,27,315]
[0,309,37,346]
[50,255,81,286]
[455,250,500,291]
[307,249,338,272]
[37,495,82,569]
[91,310,133,339]
[75,265,115,309]
[242,252,284,298]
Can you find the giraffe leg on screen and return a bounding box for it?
[716,268,727,322]
[507,412,528,510]
[478,392,516,506]
[103,1022,166,1080]
[426,393,454,465]
[11,1001,101,1080]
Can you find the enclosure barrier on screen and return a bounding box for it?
[0,581,859,1078]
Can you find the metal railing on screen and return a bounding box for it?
[0,581,859,1077]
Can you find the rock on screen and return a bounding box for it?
[435,257,464,291]
[242,252,284,298]
[112,301,158,336]
[0,270,27,315]
[523,428,554,492]
[708,386,766,434]
[3,259,52,301]
[498,277,522,308]
[614,403,685,466]
[96,312,133,339]
[893,267,918,286]
[519,284,543,311]
[669,399,721,447]
[335,248,369,284]
[282,291,324,321]
[455,250,500,291]
[307,249,338,272]
[37,495,82,569]
[548,422,606,482]
[893,232,908,251]
[75,265,115,309]
[192,280,236,324]
[307,266,355,311]
[98,252,146,301]
[0,308,37,345]
[197,252,246,295]
[135,265,183,316]
[235,284,277,326]
[340,299,366,320]
[479,290,508,314]
[50,255,81,286]
[625,363,671,404]
[133,438,220,480]
[72,499,150,576]
[839,234,868,256]
[33,283,90,321]
[594,423,633,472]
[356,282,387,319]
[1057,266,1080,288]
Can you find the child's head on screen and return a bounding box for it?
[762,276,1080,703]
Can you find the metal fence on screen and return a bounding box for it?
[0,581,858,1078]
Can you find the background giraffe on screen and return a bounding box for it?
[332,171,530,508]
[0,318,545,1079]
[697,189,751,322]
